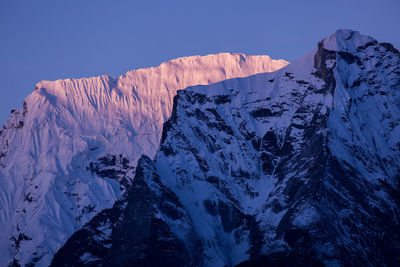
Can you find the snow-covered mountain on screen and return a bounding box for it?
[53,30,400,266]
[0,53,288,266]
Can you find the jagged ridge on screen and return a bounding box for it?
[0,53,287,267]
[53,30,400,266]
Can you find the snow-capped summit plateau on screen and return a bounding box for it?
[0,53,288,266]
[53,30,400,266]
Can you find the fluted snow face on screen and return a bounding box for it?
[0,53,287,266]
[27,53,287,163]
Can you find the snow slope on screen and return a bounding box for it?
[0,53,288,266]
[53,30,400,266]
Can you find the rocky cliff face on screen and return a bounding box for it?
[0,53,287,267]
[53,30,400,266]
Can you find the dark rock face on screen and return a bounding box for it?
[313,42,337,95]
[53,30,400,266]
[51,199,126,267]
[237,251,325,267]
[103,156,197,267]
[0,104,27,167]
[88,154,133,190]
[53,156,202,266]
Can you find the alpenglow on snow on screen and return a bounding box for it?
[0,53,288,266]
[52,30,400,266]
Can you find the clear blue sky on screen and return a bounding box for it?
[0,0,399,124]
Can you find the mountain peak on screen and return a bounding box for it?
[0,52,288,266]
[52,29,400,266]
[320,29,377,52]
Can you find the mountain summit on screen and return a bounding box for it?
[53,30,400,266]
[321,29,377,52]
[0,53,287,266]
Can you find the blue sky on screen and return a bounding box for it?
[0,0,399,124]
